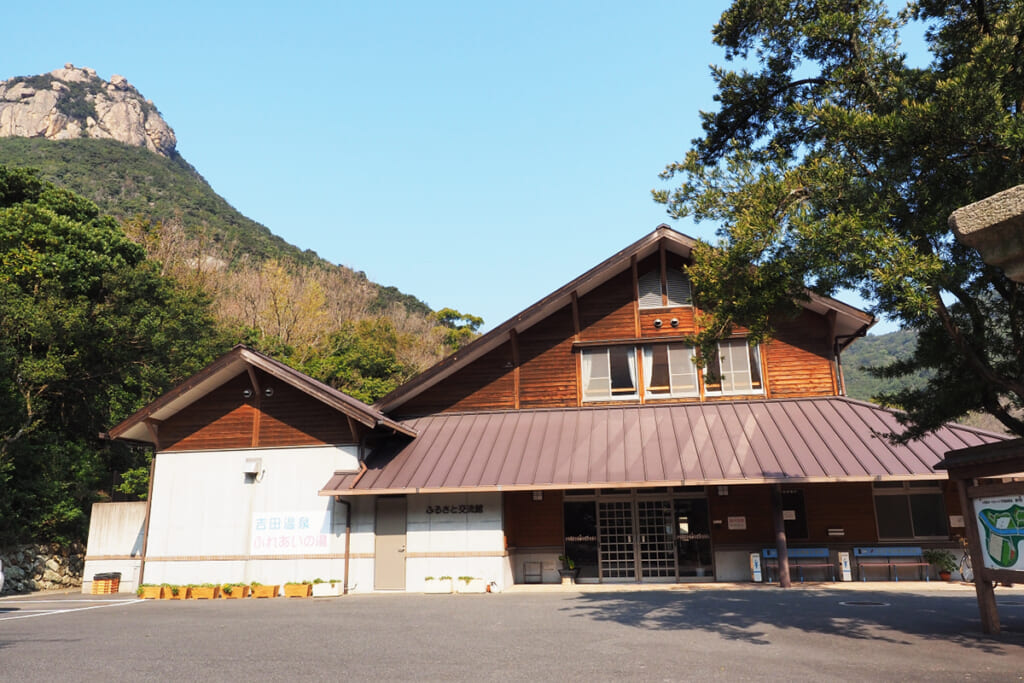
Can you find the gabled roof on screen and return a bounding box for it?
[320,397,1006,496]
[375,225,875,413]
[106,345,416,445]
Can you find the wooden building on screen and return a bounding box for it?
[101,226,1006,592]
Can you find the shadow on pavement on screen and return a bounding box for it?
[560,588,1024,654]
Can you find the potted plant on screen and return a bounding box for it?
[250,582,279,598]
[190,583,221,599]
[558,555,580,584]
[168,584,189,600]
[423,575,453,594]
[137,584,164,599]
[311,578,344,597]
[923,549,957,581]
[221,583,250,599]
[456,576,488,593]
[283,580,312,597]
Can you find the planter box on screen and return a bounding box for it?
[283,583,312,598]
[312,582,344,598]
[455,579,488,594]
[139,585,164,599]
[190,586,220,600]
[221,585,250,599]
[251,585,279,598]
[168,587,190,600]
[423,578,453,594]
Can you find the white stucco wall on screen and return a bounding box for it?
[82,501,147,593]
[142,444,358,586]
[405,492,511,592]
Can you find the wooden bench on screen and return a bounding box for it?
[762,548,834,582]
[854,546,929,582]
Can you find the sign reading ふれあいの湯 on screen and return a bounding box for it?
[251,510,330,554]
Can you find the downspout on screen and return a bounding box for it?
[337,429,374,594]
[335,496,352,595]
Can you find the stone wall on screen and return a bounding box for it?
[1,543,84,594]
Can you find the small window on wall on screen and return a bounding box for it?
[704,339,763,395]
[582,347,638,401]
[873,482,949,539]
[643,344,699,398]
[638,268,692,309]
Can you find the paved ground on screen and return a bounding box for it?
[1,583,1023,681]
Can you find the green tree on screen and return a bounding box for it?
[434,308,484,353]
[0,166,223,543]
[300,318,420,404]
[654,0,1024,439]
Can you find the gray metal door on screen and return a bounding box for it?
[374,497,407,590]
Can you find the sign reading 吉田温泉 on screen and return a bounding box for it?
[972,494,1024,572]
[251,510,330,554]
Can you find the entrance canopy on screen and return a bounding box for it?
[320,397,1004,496]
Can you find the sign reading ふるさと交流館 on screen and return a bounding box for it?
[972,494,1024,572]
[251,511,330,554]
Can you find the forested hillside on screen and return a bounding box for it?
[0,137,429,316]
[841,330,928,402]
[842,330,1008,434]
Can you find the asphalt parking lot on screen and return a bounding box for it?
[1,584,1023,682]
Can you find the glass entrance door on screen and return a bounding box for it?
[598,501,635,580]
[674,498,713,578]
[636,500,676,579]
[567,490,713,582]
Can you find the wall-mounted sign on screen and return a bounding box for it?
[971,494,1024,572]
[727,516,747,530]
[782,510,796,521]
[426,504,484,514]
[949,515,965,528]
[251,510,330,554]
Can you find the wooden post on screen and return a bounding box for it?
[136,453,157,589]
[771,484,792,588]
[955,478,1000,634]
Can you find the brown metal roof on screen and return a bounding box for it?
[319,397,1006,495]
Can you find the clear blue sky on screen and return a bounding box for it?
[6,2,908,333]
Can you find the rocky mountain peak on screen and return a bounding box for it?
[0,64,176,157]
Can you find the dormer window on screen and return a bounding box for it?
[638,268,692,309]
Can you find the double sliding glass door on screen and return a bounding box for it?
[563,490,712,582]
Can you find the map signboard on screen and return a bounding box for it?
[972,494,1024,572]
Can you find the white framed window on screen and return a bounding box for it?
[643,344,699,398]
[637,268,692,309]
[581,347,638,401]
[872,481,949,540]
[703,339,763,395]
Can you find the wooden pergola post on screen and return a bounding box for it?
[937,438,1024,636]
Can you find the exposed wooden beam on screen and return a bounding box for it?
[631,255,640,338]
[247,364,262,448]
[571,291,581,341]
[659,242,668,307]
[510,329,521,411]
[143,418,162,451]
[246,366,261,395]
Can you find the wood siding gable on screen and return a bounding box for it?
[159,369,358,451]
